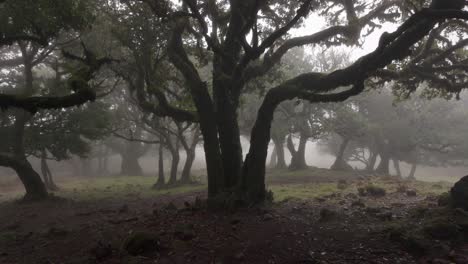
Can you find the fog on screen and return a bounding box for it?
[2,0,468,263]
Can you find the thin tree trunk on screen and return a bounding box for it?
[330,138,352,171]
[241,93,279,203]
[269,147,277,168]
[376,152,390,175]
[366,151,377,171]
[393,159,402,178]
[289,132,308,170]
[274,138,287,169]
[168,138,180,185]
[154,143,165,188]
[408,163,417,180]
[180,150,195,184]
[14,159,48,201]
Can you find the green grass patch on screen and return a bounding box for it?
[55,176,205,201]
[270,182,341,202]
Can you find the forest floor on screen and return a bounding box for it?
[0,168,467,264]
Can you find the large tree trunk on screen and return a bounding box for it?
[8,48,48,201]
[408,163,417,180]
[287,133,308,170]
[154,143,165,188]
[120,153,143,176]
[14,159,48,201]
[273,137,287,169]
[214,91,243,190]
[393,159,402,178]
[180,149,195,184]
[376,152,390,175]
[330,138,352,171]
[241,93,280,203]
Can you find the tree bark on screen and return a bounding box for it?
[288,132,308,170]
[330,138,352,171]
[273,137,287,169]
[180,149,195,184]
[376,152,390,175]
[14,158,48,201]
[167,137,180,185]
[154,143,165,188]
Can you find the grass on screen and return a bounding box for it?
[0,168,455,203]
[0,176,206,202]
[270,182,340,201]
[56,176,206,201]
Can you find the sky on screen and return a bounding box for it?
[292,14,399,60]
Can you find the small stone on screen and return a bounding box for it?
[406,190,417,197]
[376,212,393,221]
[123,232,159,256]
[263,214,274,221]
[351,200,365,208]
[164,202,178,211]
[90,241,113,261]
[230,219,241,225]
[118,204,129,213]
[234,252,245,260]
[319,208,338,222]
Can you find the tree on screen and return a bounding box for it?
[106,0,468,204]
[0,0,113,200]
[0,0,107,111]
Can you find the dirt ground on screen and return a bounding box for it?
[0,169,467,264]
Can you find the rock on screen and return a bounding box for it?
[90,241,113,261]
[234,252,245,260]
[376,212,393,221]
[365,207,382,214]
[432,258,452,264]
[164,202,178,211]
[351,200,365,208]
[345,193,358,200]
[46,227,69,237]
[123,232,159,256]
[314,197,326,202]
[358,185,386,197]
[262,213,274,221]
[174,224,196,241]
[337,180,349,190]
[451,176,468,210]
[453,207,468,217]
[118,204,129,214]
[406,190,417,197]
[423,220,460,240]
[230,219,241,225]
[438,192,452,207]
[5,222,21,230]
[319,208,338,222]
[396,185,408,193]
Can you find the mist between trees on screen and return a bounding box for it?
[1,0,468,205]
